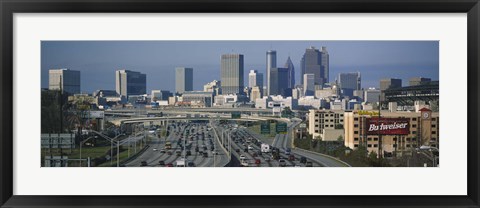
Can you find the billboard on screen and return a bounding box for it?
[366,118,410,135]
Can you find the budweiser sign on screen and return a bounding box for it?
[366,118,410,135]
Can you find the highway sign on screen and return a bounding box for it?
[276,123,288,134]
[231,112,241,119]
[260,122,270,134]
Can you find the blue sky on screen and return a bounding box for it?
[41,41,439,93]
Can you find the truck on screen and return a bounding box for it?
[261,143,271,153]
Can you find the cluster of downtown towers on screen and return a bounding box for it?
[49,46,361,99]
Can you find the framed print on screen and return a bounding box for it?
[1,0,479,207]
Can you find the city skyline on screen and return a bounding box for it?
[41,41,439,93]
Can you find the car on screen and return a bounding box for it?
[152,148,158,151]
[140,161,148,167]
[160,149,166,153]
[158,160,165,166]
[244,148,248,152]
[235,149,240,153]
[255,159,261,165]
[239,155,246,160]
[203,152,208,158]
[166,163,174,167]
[248,145,254,150]
[288,155,295,161]
[305,161,313,167]
[212,151,219,155]
[167,151,173,155]
[278,159,287,167]
[264,157,271,162]
[252,152,257,157]
[186,150,191,156]
[187,161,195,167]
[300,156,307,164]
[175,150,182,156]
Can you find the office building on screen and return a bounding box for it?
[308,109,345,139]
[321,47,329,84]
[181,91,213,107]
[284,56,295,89]
[48,69,81,94]
[250,86,262,102]
[344,109,439,157]
[248,70,263,89]
[175,67,193,94]
[338,72,361,97]
[115,69,146,97]
[409,77,432,86]
[266,50,277,96]
[203,80,221,96]
[303,73,315,96]
[364,88,381,103]
[269,67,289,96]
[380,78,402,102]
[151,90,172,101]
[300,46,328,86]
[221,54,244,95]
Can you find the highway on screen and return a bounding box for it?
[123,122,230,167]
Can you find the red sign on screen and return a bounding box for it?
[366,118,410,135]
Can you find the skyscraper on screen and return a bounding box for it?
[338,72,361,97]
[266,50,277,96]
[300,46,328,87]
[321,47,329,83]
[303,73,315,96]
[48,68,81,94]
[115,69,147,97]
[248,70,263,89]
[270,67,289,96]
[221,54,244,95]
[284,56,295,89]
[175,67,193,94]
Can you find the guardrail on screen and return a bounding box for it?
[293,147,351,167]
[209,123,231,167]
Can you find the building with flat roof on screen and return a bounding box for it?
[221,54,244,95]
[175,67,193,94]
[266,50,276,96]
[344,108,439,157]
[380,78,402,102]
[338,72,361,97]
[409,77,432,86]
[181,91,213,107]
[270,67,289,96]
[115,69,146,97]
[151,90,172,101]
[300,46,328,86]
[308,109,345,139]
[49,68,81,94]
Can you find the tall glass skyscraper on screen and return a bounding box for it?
[115,69,147,97]
[300,46,329,87]
[266,50,276,96]
[248,70,263,89]
[338,72,361,97]
[270,67,289,96]
[175,67,193,94]
[221,54,244,95]
[284,56,295,89]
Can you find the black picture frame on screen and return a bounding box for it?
[1,0,479,207]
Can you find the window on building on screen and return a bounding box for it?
[374,138,378,141]
[412,118,417,121]
[412,124,417,128]
[393,138,397,142]
[354,118,359,121]
[406,144,411,148]
[315,130,319,133]
[340,119,343,122]
[315,119,319,122]
[354,131,359,134]
[431,124,436,128]
[367,144,372,147]
[368,138,372,141]
[412,144,417,147]
[412,138,416,141]
[340,114,344,117]
[406,138,411,142]
[354,124,359,127]
[431,138,436,141]
[354,138,359,141]
[412,131,417,134]
[373,144,378,147]
[331,119,334,122]
[330,125,334,127]
[393,144,397,148]
[431,144,437,147]
[315,125,318,127]
[354,144,359,147]
[432,118,436,121]
[432,131,436,134]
